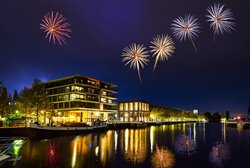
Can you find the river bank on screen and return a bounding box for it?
[0,121,197,139]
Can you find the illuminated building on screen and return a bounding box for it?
[45,74,117,124]
[118,101,150,122]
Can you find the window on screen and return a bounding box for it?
[135,102,138,111]
[64,94,69,101]
[59,103,63,109]
[142,103,145,111]
[119,103,124,111]
[65,102,69,108]
[65,86,70,92]
[101,97,107,103]
[58,95,63,101]
[129,103,133,111]
[52,96,57,102]
[125,103,128,111]
[70,94,76,100]
[71,86,80,92]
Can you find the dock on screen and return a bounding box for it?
[226,120,250,129]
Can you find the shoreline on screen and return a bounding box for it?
[0,121,198,140]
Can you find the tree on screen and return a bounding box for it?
[204,112,212,121]
[248,102,250,115]
[18,79,52,124]
[212,112,221,122]
[225,110,230,120]
[0,82,12,117]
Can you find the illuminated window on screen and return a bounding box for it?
[101,97,107,103]
[142,103,145,111]
[119,103,124,111]
[65,86,70,92]
[70,94,77,100]
[103,91,107,96]
[71,86,80,92]
[135,102,138,111]
[139,103,141,110]
[129,103,133,111]
[125,103,128,111]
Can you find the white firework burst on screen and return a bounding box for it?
[122,43,149,82]
[206,3,235,37]
[171,14,200,53]
[150,34,175,72]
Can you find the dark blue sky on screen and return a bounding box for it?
[1,0,250,114]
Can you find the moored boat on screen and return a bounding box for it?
[29,123,107,139]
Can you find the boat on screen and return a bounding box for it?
[29,122,107,139]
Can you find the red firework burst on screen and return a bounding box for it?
[40,11,71,45]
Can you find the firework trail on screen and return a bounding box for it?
[171,14,200,54]
[122,43,149,82]
[206,3,235,41]
[40,11,71,45]
[150,34,175,72]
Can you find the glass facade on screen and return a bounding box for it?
[45,74,118,123]
[118,101,150,122]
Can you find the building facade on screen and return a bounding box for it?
[45,74,118,124]
[118,101,150,122]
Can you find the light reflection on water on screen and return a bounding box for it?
[5,123,250,168]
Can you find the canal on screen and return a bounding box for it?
[2,123,250,168]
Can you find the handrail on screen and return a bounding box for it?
[0,137,27,156]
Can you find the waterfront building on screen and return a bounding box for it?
[118,101,150,122]
[45,74,118,124]
[118,101,196,123]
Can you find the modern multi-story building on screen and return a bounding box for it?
[45,74,118,124]
[118,101,150,122]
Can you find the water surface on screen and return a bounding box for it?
[3,123,250,168]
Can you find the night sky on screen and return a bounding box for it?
[1,0,250,114]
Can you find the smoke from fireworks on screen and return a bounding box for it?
[150,34,175,72]
[40,11,71,45]
[171,14,200,53]
[122,43,150,82]
[151,145,175,168]
[206,3,235,38]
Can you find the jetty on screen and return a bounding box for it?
[226,120,250,129]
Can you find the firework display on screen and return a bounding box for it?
[38,4,236,81]
[150,34,175,72]
[171,14,200,53]
[122,43,150,82]
[40,11,71,45]
[206,3,235,37]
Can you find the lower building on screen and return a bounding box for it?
[118,101,197,123]
[118,101,150,122]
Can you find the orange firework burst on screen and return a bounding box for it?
[40,11,71,45]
